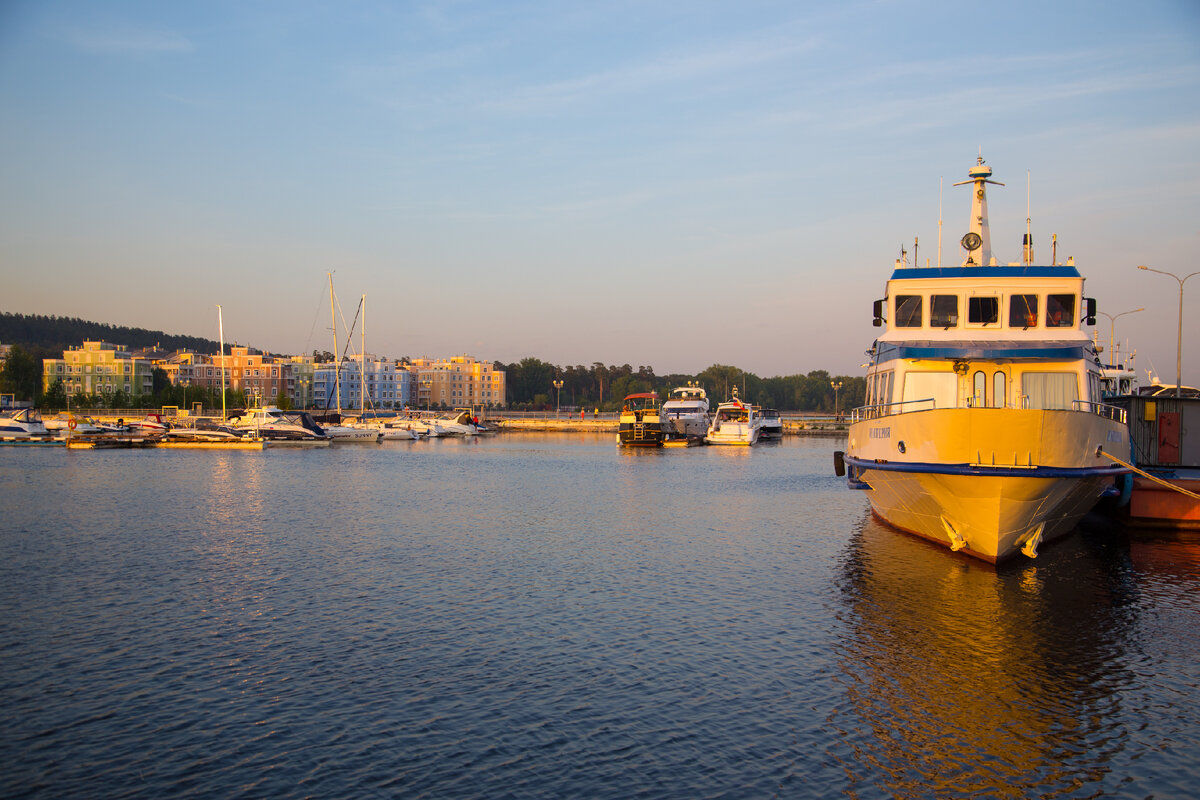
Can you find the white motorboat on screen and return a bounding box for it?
[705,388,761,446]
[231,406,329,440]
[43,414,120,436]
[165,417,247,442]
[436,409,486,436]
[661,383,711,445]
[0,407,50,439]
[344,416,416,440]
[757,408,783,440]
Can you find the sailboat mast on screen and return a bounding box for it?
[329,272,341,412]
[361,294,366,416]
[217,304,226,420]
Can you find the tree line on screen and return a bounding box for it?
[495,358,864,413]
[0,312,220,355]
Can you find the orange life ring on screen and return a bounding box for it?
[67,417,78,430]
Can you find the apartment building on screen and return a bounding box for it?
[411,356,505,409]
[42,340,155,398]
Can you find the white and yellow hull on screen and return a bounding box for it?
[845,408,1127,562]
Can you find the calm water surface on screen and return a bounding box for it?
[1,434,1197,798]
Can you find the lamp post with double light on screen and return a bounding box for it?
[1098,307,1143,369]
[831,380,843,419]
[553,379,564,417]
[1138,265,1200,397]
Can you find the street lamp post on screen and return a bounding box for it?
[1138,265,1200,397]
[831,380,843,419]
[1097,307,1143,368]
[553,379,564,417]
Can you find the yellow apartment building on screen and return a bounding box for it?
[411,356,506,409]
[42,340,155,398]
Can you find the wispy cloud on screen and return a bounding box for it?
[483,32,820,114]
[65,26,194,56]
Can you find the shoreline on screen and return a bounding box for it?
[493,418,848,436]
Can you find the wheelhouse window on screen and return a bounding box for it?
[1022,372,1078,410]
[1046,294,1076,328]
[968,296,999,325]
[895,295,922,328]
[930,295,959,328]
[1010,294,1039,328]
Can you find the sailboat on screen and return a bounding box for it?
[321,275,382,443]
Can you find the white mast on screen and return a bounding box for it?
[953,155,1004,266]
[329,272,341,413]
[360,294,366,416]
[217,304,226,420]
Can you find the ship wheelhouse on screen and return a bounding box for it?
[860,265,1116,424]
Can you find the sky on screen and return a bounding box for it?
[2,0,1199,383]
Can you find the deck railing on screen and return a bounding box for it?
[851,397,936,422]
[1072,400,1127,424]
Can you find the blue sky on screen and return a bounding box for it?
[2,1,1198,382]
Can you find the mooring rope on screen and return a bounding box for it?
[1100,450,1200,500]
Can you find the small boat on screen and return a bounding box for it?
[322,422,383,443]
[43,414,120,436]
[617,392,665,447]
[436,409,488,436]
[0,407,50,439]
[165,417,247,442]
[127,413,171,435]
[705,388,761,446]
[757,408,783,440]
[661,383,711,445]
[836,156,1129,563]
[230,406,329,441]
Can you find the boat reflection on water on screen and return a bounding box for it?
[829,514,1147,797]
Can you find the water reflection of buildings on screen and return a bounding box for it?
[829,516,1139,798]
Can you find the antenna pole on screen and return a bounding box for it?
[1023,170,1034,265]
[937,177,943,268]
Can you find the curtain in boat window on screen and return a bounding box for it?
[1022,372,1078,410]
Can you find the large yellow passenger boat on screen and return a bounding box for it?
[837,157,1129,563]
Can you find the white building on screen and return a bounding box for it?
[313,356,412,411]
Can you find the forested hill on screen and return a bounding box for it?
[1,312,220,355]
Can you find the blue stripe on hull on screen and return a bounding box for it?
[843,454,1127,480]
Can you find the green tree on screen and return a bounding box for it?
[0,345,42,402]
[40,378,67,410]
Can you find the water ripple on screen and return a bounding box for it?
[1,437,1197,798]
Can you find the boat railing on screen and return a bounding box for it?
[851,397,936,421]
[1072,400,1128,424]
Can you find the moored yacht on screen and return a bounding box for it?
[757,408,783,441]
[661,383,711,445]
[836,156,1129,563]
[705,388,761,446]
[231,406,329,440]
[618,392,665,447]
[0,407,50,439]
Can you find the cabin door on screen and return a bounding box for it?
[965,367,1010,409]
[1158,412,1181,464]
